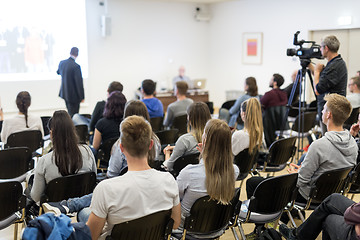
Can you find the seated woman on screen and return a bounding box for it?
[92,91,127,152]
[163,102,211,172]
[228,77,260,130]
[30,110,96,203]
[1,91,44,144]
[176,119,239,233]
[232,98,263,156]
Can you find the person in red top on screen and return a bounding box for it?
[280,193,360,240]
[260,73,288,110]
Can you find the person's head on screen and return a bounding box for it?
[187,102,212,143]
[175,81,188,96]
[48,110,82,176]
[240,98,263,154]
[270,73,284,88]
[356,71,360,77]
[124,100,150,121]
[70,47,79,57]
[321,35,340,56]
[141,79,156,96]
[16,91,31,128]
[107,81,123,94]
[120,115,152,159]
[103,91,127,121]
[179,66,185,76]
[202,119,235,204]
[348,76,360,93]
[245,77,258,96]
[322,94,352,127]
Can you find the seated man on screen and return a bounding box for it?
[260,73,288,110]
[163,81,193,128]
[280,193,360,240]
[141,79,164,118]
[347,76,360,109]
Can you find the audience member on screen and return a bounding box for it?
[1,91,44,144]
[141,79,164,118]
[229,77,260,129]
[163,102,211,172]
[350,113,360,163]
[260,73,287,110]
[87,116,181,239]
[283,70,300,104]
[163,81,193,128]
[72,81,123,132]
[280,193,360,240]
[347,76,360,108]
[175,119,239,235]
[232,98,263,156]
[30,110,96,203]
[92,91,126,152]
[172,66,192,89]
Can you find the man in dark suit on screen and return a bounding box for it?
[57,47,84,117]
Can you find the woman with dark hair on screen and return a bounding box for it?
[228,77,260,129]
[30,110,96,202]
[92,91,127,151]
[1,91,44,143]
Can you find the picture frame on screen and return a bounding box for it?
[242,32,263,64]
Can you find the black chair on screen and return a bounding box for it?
[276,112,317,138]
[171,153,200,178]
[291,167,353,223]
[40,172,97,214]
[234,173,298,239]
[0,181,27,240]
[150,116,164,132]
[155,129,179,146]
[172,114,187,140]
[263,105,289,147]
[0,147,33,182]
[97,137,118,171]
[256,136,297,176]
[344,163,360,199]
[75,124,90,144]
[234,148,259,187]
[5,130,44,157]
[344,107,359,130]
[205,101,214,114]
[107,209,173,240]
[174,188,240,240]
[40,116,51,137]
[221,100,236,110]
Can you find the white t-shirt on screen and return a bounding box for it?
[1,114,44,144]
[90,169,180,239]
[232,130,250,156]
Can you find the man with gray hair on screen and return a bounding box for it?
[309,35,347,134]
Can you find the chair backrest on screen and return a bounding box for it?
[6,130,43,153]
[0,181,26,221]
[249,173,298,214]
[184,188,240,234]
[172,153,200,177]
[75,124,89,144]
[155,129,179,146]
[266,136,297,166]
[221,100,236,110]
[344,107,359,129]
[0,147,33,180]
[150,117,164,132]
[97,137,118,167]
[40,172,96,204]
[309,166,353,203]
[172,114,188,139]
[108,209,173,240]
[344,162,360,194]
[40,116,51,136]
[292,112,317,133]
[263,105,289,147]
[234,148,259,175]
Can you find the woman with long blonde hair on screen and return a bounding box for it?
[232,97,263,156]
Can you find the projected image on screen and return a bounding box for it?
[0,0,88,80]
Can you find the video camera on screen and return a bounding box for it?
[286,31,323,60]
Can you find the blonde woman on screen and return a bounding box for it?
[163,102,211,171]
[232,98,263,156]
[177,119,239,223]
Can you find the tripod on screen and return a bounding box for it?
[280,59,317,161]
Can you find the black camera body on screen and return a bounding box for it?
[286,31,323,60]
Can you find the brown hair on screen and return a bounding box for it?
[324,94,352,126]
[245,77,258,96]
[187,102,212,143]
[120,115,152,158]
[176,81,189,95]
[108,81,123,93]
[49,110,83,176]
[16,91,31,128]
[202,119,235,204]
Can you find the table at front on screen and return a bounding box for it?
[156,92,209,111]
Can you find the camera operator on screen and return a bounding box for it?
[308,35,347,134]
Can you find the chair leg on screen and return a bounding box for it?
[231,226,241,240]
[181,229,187,240]
[351,194,355,200]
[14,222,18,240]
[239,180,244,189]
[287,211,297,228]
[297,209,306,222]
[237,222,246,240]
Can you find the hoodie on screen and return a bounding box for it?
[142,98,164,118]
[298,130,357,199]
